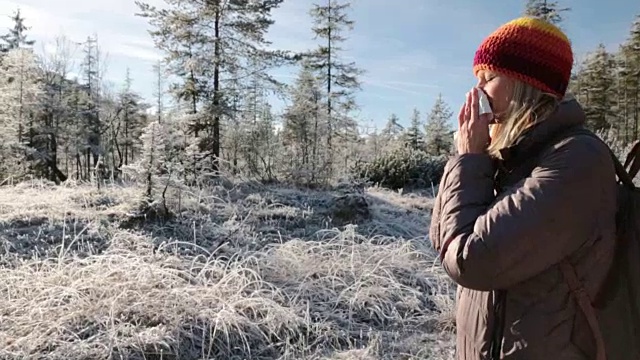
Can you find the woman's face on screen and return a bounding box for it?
[475,70,515,123]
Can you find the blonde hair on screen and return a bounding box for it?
[486,79,560,158]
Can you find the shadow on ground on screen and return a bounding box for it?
[0,216,107,266]
[116,180,435,260]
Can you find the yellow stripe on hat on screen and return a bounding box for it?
[506,16,570,44]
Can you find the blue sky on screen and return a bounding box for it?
[1,0,639,131]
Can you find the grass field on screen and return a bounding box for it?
[0,179,456,359]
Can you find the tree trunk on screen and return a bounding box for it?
[211,6,221,172]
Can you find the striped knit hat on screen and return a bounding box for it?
[473,17,573,98]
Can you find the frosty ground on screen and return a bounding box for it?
[0,179,455,359]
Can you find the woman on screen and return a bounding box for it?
[429,17,623,359]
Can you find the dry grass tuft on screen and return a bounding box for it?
[0,179,456,359]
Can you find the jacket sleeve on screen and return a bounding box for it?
[432,136,612,291]
[429,153,495,259]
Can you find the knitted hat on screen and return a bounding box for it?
[473,17,573,98]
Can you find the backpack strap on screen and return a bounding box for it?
[623,140,640,180]
[560,260,607,360]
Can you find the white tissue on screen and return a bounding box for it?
[478,88,493,117]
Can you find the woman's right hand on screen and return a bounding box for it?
[456,88,492,155]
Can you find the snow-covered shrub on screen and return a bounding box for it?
[354,146,447,190]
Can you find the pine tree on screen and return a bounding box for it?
[523,0,570,25]
[76,35,106,181]
[612,46,633,142]
[618,15,640,141]
[138,121,167,201]
[0,48,41,179]
[117,69,146,170]
[580,44,617,132]
[136,0,292,173]
[403,108,424,150]
[252,103,279,182]
[0,9,35,53]
[281,62,326,184]
[381,113,404,147]
[222,88,244,175]
[307,0,363,177]
[239,57,286,179]
[425,94,453,156]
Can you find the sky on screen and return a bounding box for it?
[0,0,639,132]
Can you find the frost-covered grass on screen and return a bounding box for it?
[0,179,455,359]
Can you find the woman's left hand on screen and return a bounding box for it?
[457,88,492,155]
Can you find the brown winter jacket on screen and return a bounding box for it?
[429,98,620,359]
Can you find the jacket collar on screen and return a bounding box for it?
[498,95,586,165]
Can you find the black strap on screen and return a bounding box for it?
[490,290,506,360]
[623,141,640,180]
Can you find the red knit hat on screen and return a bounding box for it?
[473,17,574,98]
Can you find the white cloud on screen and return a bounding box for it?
[115,42,161,62]
[266,1,316,53]
[0,0,162,59]
[361,78,439,96]
[0,0,165,99]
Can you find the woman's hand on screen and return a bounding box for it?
[457,88,492,155]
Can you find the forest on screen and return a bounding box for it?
[4,0,637,197]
